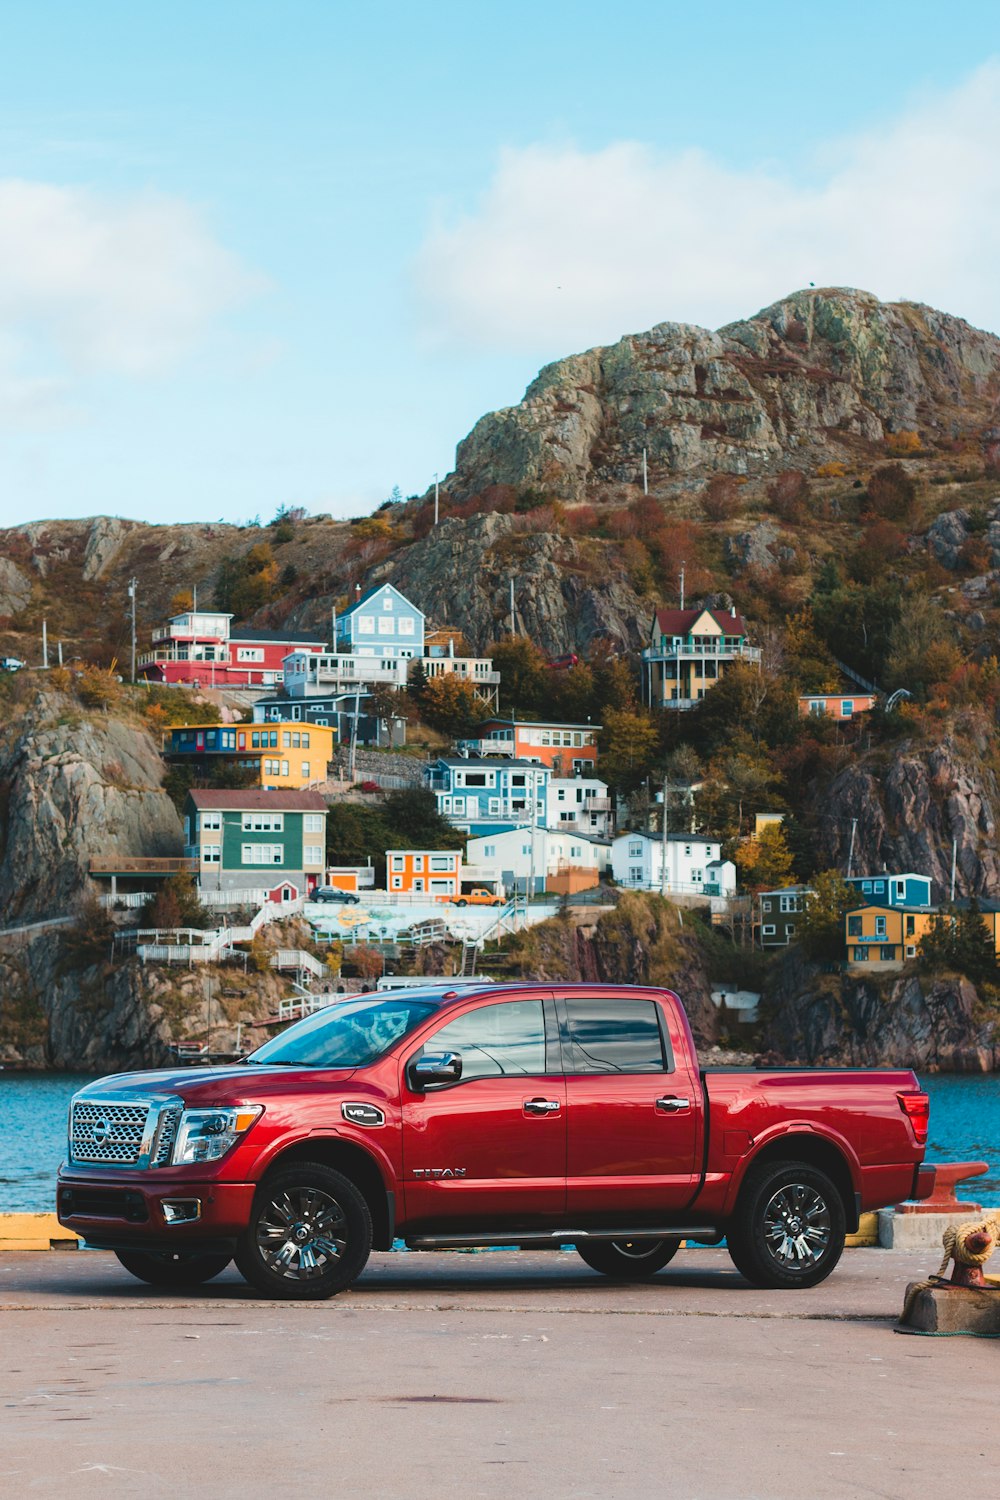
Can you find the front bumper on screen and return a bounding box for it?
[57,1176,256,1254]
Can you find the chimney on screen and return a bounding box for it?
[731,605,736,618]
[355,584,362,599]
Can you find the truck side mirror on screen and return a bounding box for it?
[407,1052,463,1091]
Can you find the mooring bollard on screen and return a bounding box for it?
[878,1160,989,1250]
[896,1212,1000,1336]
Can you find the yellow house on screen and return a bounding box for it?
[641,606,762,711]
[164,721,336,789]
[844,904,936,971]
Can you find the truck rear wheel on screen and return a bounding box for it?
[114,1250,232,1287]
[727,1160,845,1289]
[234,1162,372,1300]
[576,1238,680,1280]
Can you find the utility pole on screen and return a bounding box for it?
[127,577,138,683]
[509,579,516,636]
[642,448,648,496]
[846,818,857,878]
[57,641,63,667]
[660,772,669,898]
[434,473,440,526]
[950,838,958,902]
[679,563,685,612]
[349,689,360,781]
[41,619,48,669]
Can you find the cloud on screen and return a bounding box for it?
[0,181,260,419]
[415,61,1000,352]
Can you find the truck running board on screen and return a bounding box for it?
[404,1227,722,1250]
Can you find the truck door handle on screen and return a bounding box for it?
[656,1096,691,1112]
[523,1098,561,1115]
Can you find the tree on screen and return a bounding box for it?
[142,874,209,930]
[548,663,596,723]
[864,463,916,522]
[77,666,122,711]
[919,900,998,983]
[169,588,194,616]
[739,824,794,892]
[214,542,279,618]
[600,708,659,790]
[489,635,547,714]
[798,871,855,961]
[416,675,481,736]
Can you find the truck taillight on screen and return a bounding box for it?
[897,1090,929,1145]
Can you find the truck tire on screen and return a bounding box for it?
[726,1159,846,1289]
[576,1238,680,1280]
[114,1250,232,1287]
[455,898,468,907]
[234,1162,372,1300]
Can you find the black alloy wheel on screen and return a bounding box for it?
[576,1238,681,1280]
[726,1159,846,1289]
[234,1162,372,1300]
[114,1249,233,1287]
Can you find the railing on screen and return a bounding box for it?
[90,857,198,875]
[98,892,153,909]
[616,878,734,897]
[642,643,762,662]
[277,993,337,1022]
[271,949,326,979]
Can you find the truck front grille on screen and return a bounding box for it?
[70,1101,151,1165]
[152,1105,182,1167]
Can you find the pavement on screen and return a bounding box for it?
[1,1246,997,1499]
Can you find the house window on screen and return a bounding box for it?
[202,845,221,864]
[242,813,284,832]
[283,732,291,747]
[281,761,289,776]
[356,615,375,634]
[484,844,496,857]
[398,618,415,635]
[302,733,310,748]
[304,814,324,834]
[862,881,872,893]
[809,701,825,716]
[875,917,887,938]
[300,762,310,778]
[304,845,324,865]
[842,700,854,717]
[629,866,643,882]
[905,915,915,936]
[847,916,862,937]
[873,880,885,894]
[391,856,404,871]
[691,870,702,883]
[905,944,916,958]
[684,845,691,857]
[854,946,869,962]
[786,924,795,936]
[779,895,797,913]
[629,841,643,857]
[199,812,222,831]
[894,881,906,901]
[413,856,424,871]
[237,648,264,662]
[391,875,402,890]
[762,924,776,936]
[377,617,393,634]
[429,857,452,872]
[242,844,284,865]
[880,945,895,962]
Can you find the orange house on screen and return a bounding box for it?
[386,849,462,898]
[798,694,877,720]
[457,718,600,773]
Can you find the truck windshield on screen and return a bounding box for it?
[246,995,441,1070]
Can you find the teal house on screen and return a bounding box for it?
[844,873,933,909]
[184,789,328,898]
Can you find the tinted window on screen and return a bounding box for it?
[425,1000,546,1082]
[562,997,667,1074]
[248,995,441,1069]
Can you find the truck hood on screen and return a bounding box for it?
[77,1064,359,1105]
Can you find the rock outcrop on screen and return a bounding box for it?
[0,557,31,620]
[0,692,182,926]
[386,513,649,655]
[447,288,1000,500]
[813,735,1000,900]
[763,948,999,1071]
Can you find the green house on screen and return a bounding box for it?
[184,788,328,898]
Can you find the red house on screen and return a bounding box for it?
[138,610,325,689]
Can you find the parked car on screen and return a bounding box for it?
[58,982,932,1300]
[0,657,25,672]
[310,886,360,905]
[448,888,503,907]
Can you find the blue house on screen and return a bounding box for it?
[336,583,424,660]
[426,758,549,837]
[844,873,933,908]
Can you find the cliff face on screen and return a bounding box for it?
[0,692,182,926]
[813,734,1000,900]
[383,514,649,655]
[450,288,1000,499]
[763,948,999,1072]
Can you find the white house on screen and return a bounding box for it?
[466,827,603,895]
[544,776,614,838]
[611,831,735,896]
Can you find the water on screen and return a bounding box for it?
[0,1069,998,1213]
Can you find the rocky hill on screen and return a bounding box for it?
[449,287,1000,499]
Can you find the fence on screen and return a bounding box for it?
[270,949,327,980]
[99,892,153,910]
[130,895,306,966]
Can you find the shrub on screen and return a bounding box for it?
[885,429,922,455]
[700,476,740,522]
[816,461,847,478]
[864,463,916,522]
[766,470,810,525]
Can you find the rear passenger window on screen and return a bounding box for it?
[561,997,668,1074]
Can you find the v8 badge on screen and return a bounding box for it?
[341,1101,385,1128]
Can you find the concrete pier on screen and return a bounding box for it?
[0,1246,996,1498]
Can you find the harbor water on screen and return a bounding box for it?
[1,1070,998,1215]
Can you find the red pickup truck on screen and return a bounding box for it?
[57,983,932,1300]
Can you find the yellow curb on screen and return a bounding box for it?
[0,1213,80,1250]
[846,1211,879,1247]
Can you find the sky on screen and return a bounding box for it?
[0,1,998,527]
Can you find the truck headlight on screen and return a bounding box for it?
[171,1106,262,1165]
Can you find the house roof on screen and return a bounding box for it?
[845,902,937,916]
[433,757,548,771]
[846,872,930,883]
[229,628,327,644]
[614,831,721,846]
[652,607,748,636]
[188,789,328,812]
[339,583,423,620]
[474,718,602,732]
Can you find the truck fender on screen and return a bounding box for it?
[721,1123,861,1222]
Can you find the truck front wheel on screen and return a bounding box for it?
[727,1160,846,1289]
[234,1162,373,1300]
[114,1250,232,1286]
[576,1238,680,1279]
